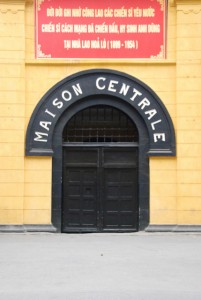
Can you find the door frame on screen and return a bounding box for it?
[52,96,149,232]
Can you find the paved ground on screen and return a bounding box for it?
[0,232,201,300]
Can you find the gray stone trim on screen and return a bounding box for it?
[174,225,201,232]
[24,225,57,232]
[0,224,57,233]
[2,224,201,233]
[146,225,201,232]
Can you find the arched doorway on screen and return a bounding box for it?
[62,105,139,232]
[25,69,176,232]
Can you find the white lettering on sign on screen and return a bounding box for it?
[96,77,106,90]
[62,90,72,101]
[145,109,157,120]
[108,80,119,92]
[53,98,63,109]
[153,133,166,142]
[95,77,166,143]
[42,23,55,32]
[119,83,130,96]
[34,83,83,142]
[72,84,83,96]
[36,1,166,59]
[34,132,48,142]
[130,88,142,101]
[89,79,166,142]
[45,109,56,118]
[40,121,52,131]
[138,98,150,110]
[61,24,73,33]
[34,76,166,144]
[151,119,161,130]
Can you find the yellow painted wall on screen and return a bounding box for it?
[0,0,200,228]
[0,0,25,224]
[150,0,201,225]
[176,1,201,224]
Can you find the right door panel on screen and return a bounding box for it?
[102,148,138,232]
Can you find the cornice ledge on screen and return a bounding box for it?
[171,0,201,4]
[170,0,176,6]
[0,0,28,13]
[170,0,201,14]
[0,0,26,3]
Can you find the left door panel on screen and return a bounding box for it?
[62,148,98,232]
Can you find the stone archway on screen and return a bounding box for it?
[26,69,176,231]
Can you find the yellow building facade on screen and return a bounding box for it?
[0,0,201,232]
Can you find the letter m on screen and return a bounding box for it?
[34,132,48,142]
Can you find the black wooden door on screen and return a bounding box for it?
[62,147,138,232]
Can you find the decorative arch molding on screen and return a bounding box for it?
[25,69,176,157]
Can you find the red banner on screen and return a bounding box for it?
[35,0,166,59]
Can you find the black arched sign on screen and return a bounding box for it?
[26,69,176,156]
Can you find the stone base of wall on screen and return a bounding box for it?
[146,225,201,232]
[0,224,57,233]
[1,224,201,233]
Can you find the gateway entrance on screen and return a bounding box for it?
[26,69,176,232]
[62,106,139,232]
